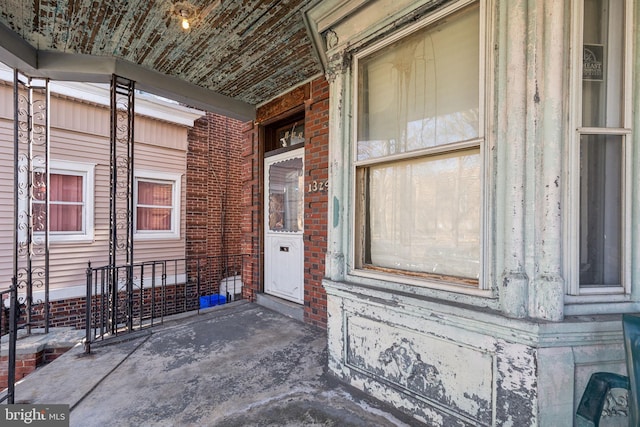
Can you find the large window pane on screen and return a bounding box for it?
[582,0,624,128]
[357,5,479,161]
[137,180,174,231]
[33,173,84,232]
[361,148,481,280]
[579,134,622,287]
[137,181,172,206]
[136,207,172,231]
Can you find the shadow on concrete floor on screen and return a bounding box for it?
[13,301,419,427]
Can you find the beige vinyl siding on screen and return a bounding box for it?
[136,118,189,150]
[133,141,187,264]
[0,83,190,295]
[0,120,14,292]
[0,81,12,118]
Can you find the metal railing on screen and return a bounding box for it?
[85,254,245,353]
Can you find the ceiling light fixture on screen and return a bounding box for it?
[180,10,190,30]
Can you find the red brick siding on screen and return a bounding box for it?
[0,351,42,390]
[303,78,329,328]
[0,347,73,390]
[241,122,261,302]
[186,112,244,262]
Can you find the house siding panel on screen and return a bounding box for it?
[0,83,189,298]
[0,121,13,292]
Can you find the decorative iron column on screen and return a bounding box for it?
[109,75,135,333]
[13,71,51,333]
[11,71,51,403]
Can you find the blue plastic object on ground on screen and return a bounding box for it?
[209,294,227,306]
[199,296,210,309]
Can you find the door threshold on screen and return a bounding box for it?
[256,293,304,322]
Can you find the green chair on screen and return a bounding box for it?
[576,314,640,427]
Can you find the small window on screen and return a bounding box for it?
[134,171,181,239]
[34,173,84,232]
[353,1,484,287]
[31,160,95,243]
[264,113,305,155]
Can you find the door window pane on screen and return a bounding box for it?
[268,157,303,232]
[579,134,622,287]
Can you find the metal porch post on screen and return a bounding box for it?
[109,75,135,334]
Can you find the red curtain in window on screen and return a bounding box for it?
[33,174,83,232]
[137,181,172,231]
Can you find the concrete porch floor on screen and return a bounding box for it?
[12,301,418,426]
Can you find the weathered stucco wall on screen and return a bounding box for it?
[325,281,626,426]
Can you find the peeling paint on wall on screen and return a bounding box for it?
[494,341,537,426]
[345,314,494,426]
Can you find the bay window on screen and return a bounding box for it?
[134,171,181,239]
[353,0,485,286]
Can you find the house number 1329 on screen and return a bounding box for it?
[308,180,328,193]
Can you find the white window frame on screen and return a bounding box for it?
[348,0,492,296]
[32,160,96,244]
[134,170,182,240]
[566,0,633,299]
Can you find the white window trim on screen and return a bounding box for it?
[32,160,96,244]
[347,0,493,296]
[134,170,182,240]
[565,0,633,299]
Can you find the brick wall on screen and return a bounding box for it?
[241,121,261,302]
[0,352,41,390]
[241,76,330,327]
[186,112,244,262]
[0,346,73,390]
[24,281,217,331]
[303,78,329,328]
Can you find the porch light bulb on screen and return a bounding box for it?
[180,10,190,30]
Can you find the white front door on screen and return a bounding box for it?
[264,149,304,303]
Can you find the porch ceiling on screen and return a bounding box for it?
[0,0,325,120]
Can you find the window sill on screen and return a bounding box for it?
[134,233,181,241]
[564,294,640,316]
[323,278,625,348]
[347,267,495,301]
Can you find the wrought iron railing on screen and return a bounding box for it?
[85,254,245,352]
